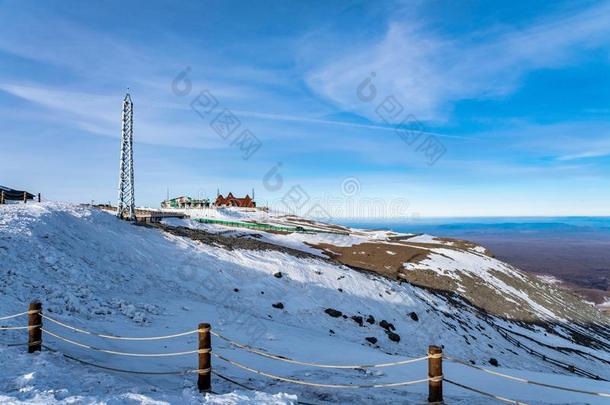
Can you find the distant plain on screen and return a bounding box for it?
[340,217,610,305]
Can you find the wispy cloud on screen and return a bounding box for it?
[221,108,468,139]
[557,148,610,161]
[505,121,610,162]
[0,83,116,126]
[306,1,610,122]
[0,83,228,149]
[0,8,147,79]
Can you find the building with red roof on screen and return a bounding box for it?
[214,192,256,208]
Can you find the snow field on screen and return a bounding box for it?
[1,203,609,404]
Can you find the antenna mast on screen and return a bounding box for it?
[117,91,136,221]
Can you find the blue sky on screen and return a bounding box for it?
[1,0,610,217]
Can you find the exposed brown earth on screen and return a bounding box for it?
[312,236,609,324]
[313,241,429,279]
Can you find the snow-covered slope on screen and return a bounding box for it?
[1,203,609,404]
[0,345,296,404]
[167,209,608,325]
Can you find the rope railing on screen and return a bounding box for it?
[211,329,430,369]
[41,328,208,357]
[4,303,610,404]
[490,323,606,380]
[5,342,26,347]
[42,344,200,375]
[41,314,199,340]
[9,313,439,391]
[212,351,435,389]
[445,378,529,405]
[0,325,40,331]
[444,355,610,398]
[212,371,323,405]
[0,310,38,321]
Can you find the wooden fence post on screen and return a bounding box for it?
[28,302,42,353]
[0,190,4,204]
[37,193,41,203]
[23,191,27,204]
[198,323,211,392]
[428,345,443,403]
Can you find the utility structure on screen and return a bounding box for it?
[117,92,136,221]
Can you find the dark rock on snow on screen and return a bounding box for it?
[351,315,364,326]
[379,320,395,331]
[386,331,401,343]
[325,308,343,318]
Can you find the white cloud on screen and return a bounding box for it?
[502,120,610,162]
[306,2,610,122]
[0,83,226,149]
[557,148,610,161]
[0,83,117,126]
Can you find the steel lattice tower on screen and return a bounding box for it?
[117,92,136,221]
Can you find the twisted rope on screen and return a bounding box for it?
[213,370,254,390]
[42,328,209,357]
[0,310,37,321]
[212,352,434,388]
[0,325,40,331]
[41,315,199,340]
[41,344,196,375]
[211,330,430,369]
[490,324,605,381]
[212,371,322,405]
[0,325,42,330]
[445,355,610,397]
[2,341,33,347]
[445,378,529,404]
